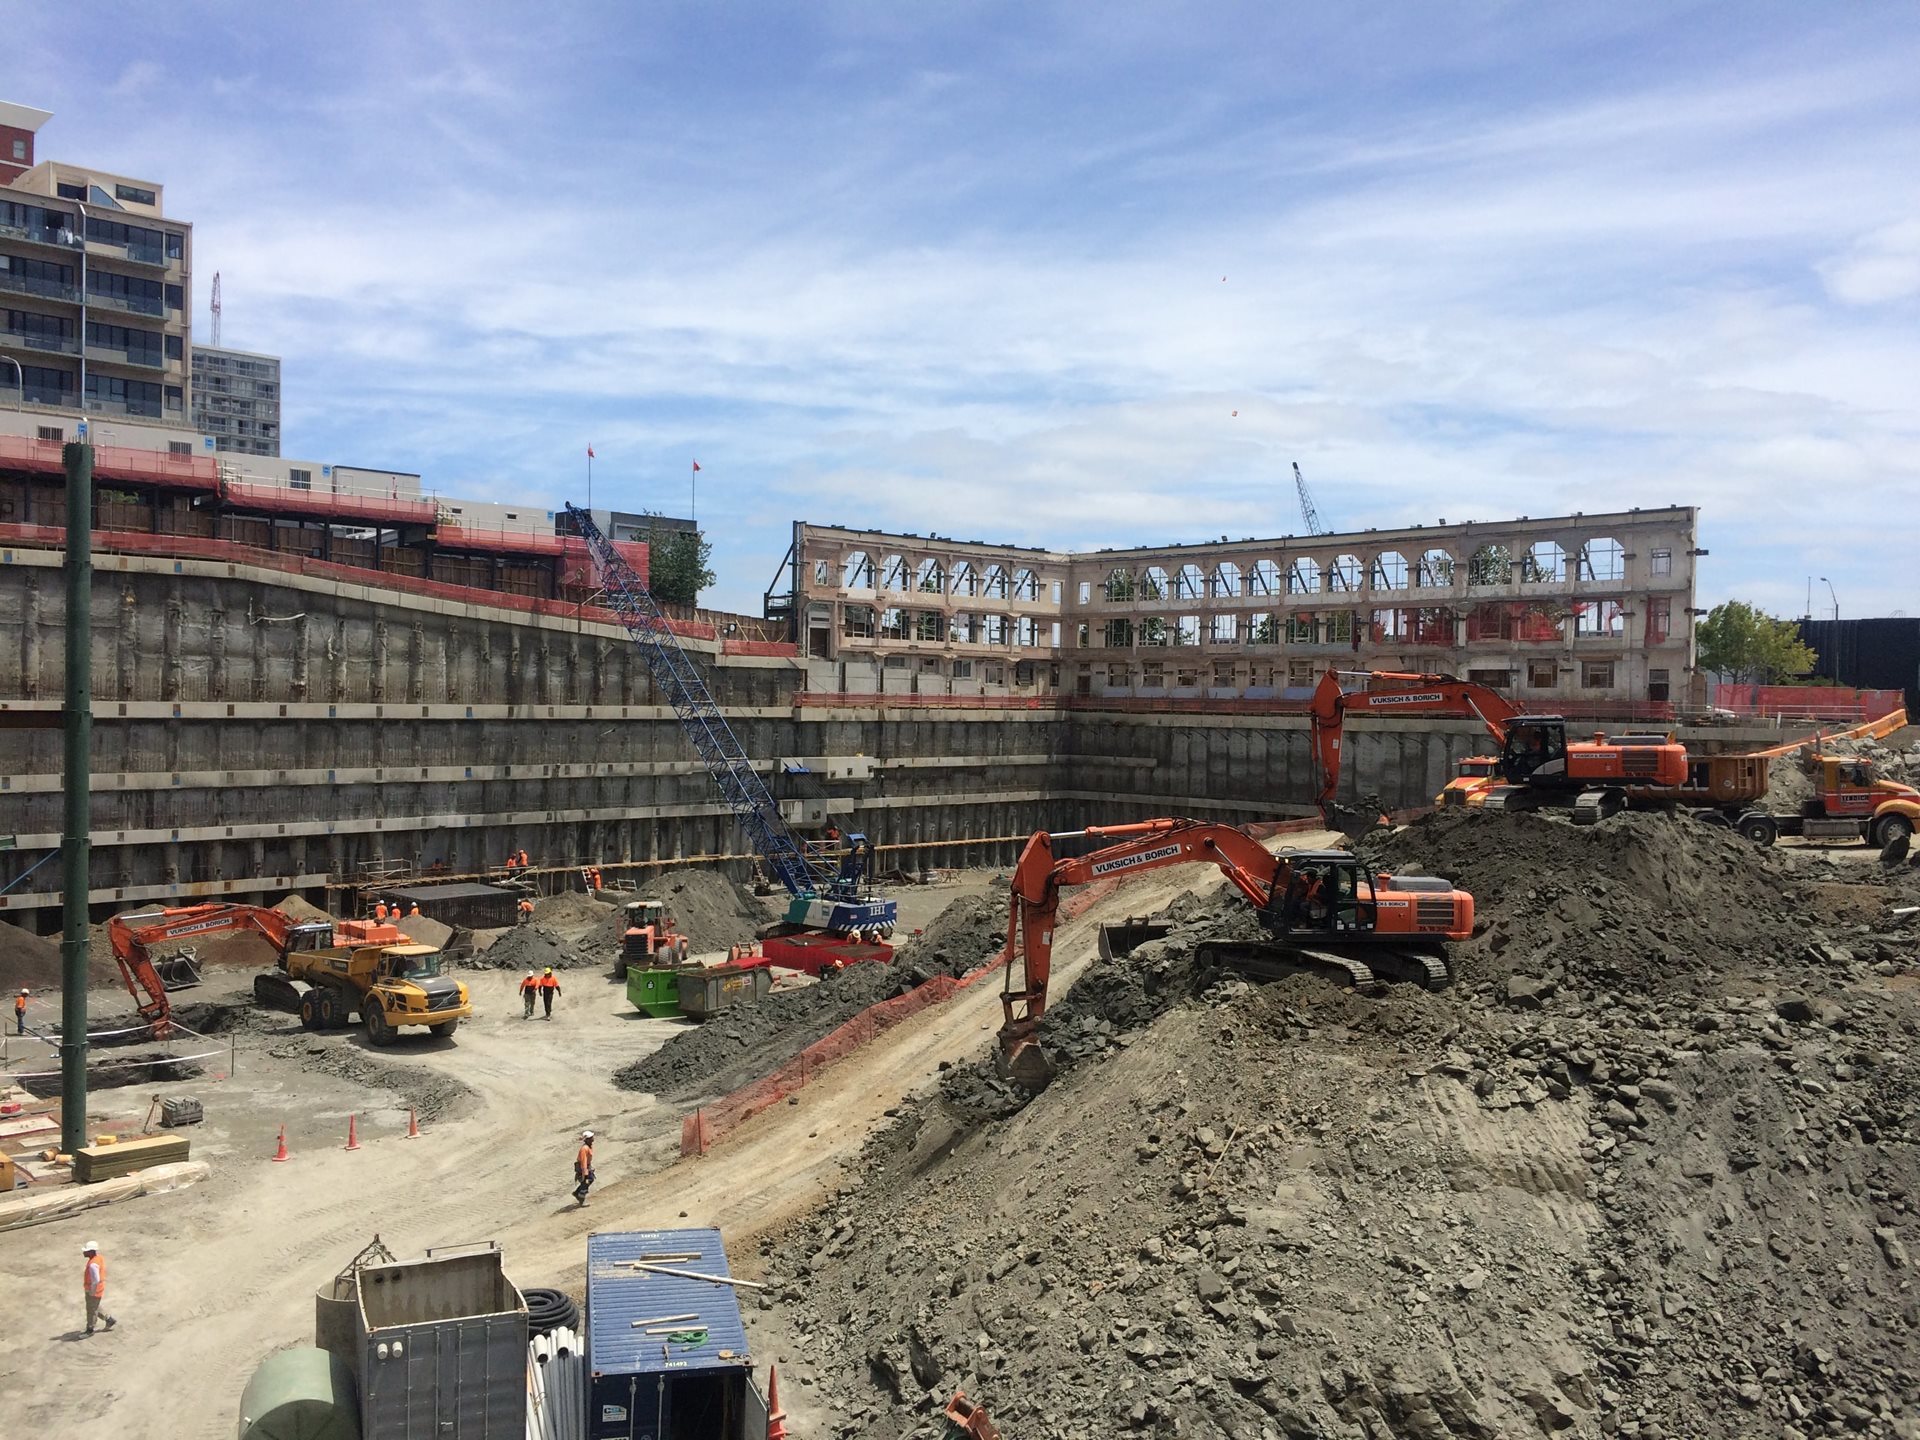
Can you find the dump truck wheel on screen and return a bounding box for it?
[364,1004,395,1047]
[429,1019,459,1039]
[299,992,323,1030]
[1872,813,1914,849]
[1735,813,1778,846]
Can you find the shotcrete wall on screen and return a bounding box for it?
[0,546,1483,930]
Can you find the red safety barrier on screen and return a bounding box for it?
[722,639,800,658]
[1713,685,1904,722]
[0,433,220,490]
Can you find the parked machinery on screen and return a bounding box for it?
[1309,669,1689,826]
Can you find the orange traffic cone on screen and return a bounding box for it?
[271,1125,290,1162]
[766,1364,789,1440]
[344,1114,361,1151]
[404,1108,421,1139]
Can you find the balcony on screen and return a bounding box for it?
[0,328,79,356]
[83,395,163,420]
[86,288,165,318]
[0,220,83,252]
[0,271,81,304]
[89,237,165,268]
[86,342,166,370]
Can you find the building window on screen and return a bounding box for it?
[1527,660,1556,688]
[168,441,191,456]
[1467,668,1514,689]
[164,283,183,311]
[165,334,182,360]
[9,139,24,161]
[951,659,973,679]
[37,426,62,442]
[1650,548,1672,576]
[287,468,312,491]
[1645,597,1671,644]
[165,231,183,260]
[1648,667,1671,702]
[115,183,157,206]
[164,385,182,412]
[1581,660,1615,689]
[56,181,86,200]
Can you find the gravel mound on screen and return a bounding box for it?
[0,921,66,990]
[464,925,598,973]
[894,893,1005,981]
[613,963,905,1102]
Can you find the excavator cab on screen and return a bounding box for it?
[1499,718,1569,782]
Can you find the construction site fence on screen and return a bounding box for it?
[0,523,718,641]
[677,857,1231,1158]
[1710,685,1906,724]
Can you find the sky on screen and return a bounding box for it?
[10,1,1919,618]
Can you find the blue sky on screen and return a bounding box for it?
[11,1,1918,617]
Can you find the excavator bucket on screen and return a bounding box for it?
[994,1036,1055,1092]
[944,1390,1003,1439]
[1321,800,1389,842]
[154,953,204,991]
[1098,917,1172,961]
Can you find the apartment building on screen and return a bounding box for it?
[0,102,194,431]
[192,345,281,455]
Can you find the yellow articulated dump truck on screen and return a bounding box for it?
[254,917,473,1045]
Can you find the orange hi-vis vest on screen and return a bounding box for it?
[539,974,559,991]
[575,1144,592,1178]
[84,1253,105,1297]
[14,994,24,1016]
[519,975,539,995]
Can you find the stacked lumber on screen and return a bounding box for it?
[0,1160,210,1232]
[73,1134,189,1184]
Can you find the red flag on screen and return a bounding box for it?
[691,459,701,472]
[587,445,595,459]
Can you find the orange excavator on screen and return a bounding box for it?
[1309,669,1690,826]
[996,818,1474,1087]
[109,902,336,1039]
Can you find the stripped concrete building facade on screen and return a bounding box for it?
[776,507,1702,705]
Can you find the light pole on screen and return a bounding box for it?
[0,355,21,405]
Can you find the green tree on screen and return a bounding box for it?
[1696,600,1817,682]
[644,525,715,606]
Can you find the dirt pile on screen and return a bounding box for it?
[634,868,771,952]
[274,894,337,925]
[762,822,1920,1438]
[1357,808,1824,994]
[613,963,905,1102]
[894,893,1005,981]
[463,925,598,973]
[0,922,65,990]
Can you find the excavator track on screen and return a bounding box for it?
[1196,941,1386,996]
[1362,947,1453,990]
[1571,789,1626,826]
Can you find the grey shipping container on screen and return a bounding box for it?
[585,1229,752,1439]
[354,1246,528,1439]
[675,964,772,1021]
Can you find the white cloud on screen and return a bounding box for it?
[1818,219,1920,305]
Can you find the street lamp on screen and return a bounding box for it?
[0,355,21,405]
[1820,577,1838,622]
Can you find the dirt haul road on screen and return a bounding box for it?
[0,846,1338,1438]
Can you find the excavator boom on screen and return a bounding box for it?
[996,818,1472,1087]
[109,903,330,1039]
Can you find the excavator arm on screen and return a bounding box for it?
[998,819,1305,1086]
[1309,670,1522,821]
[108,903,316,1039]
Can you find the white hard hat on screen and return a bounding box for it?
[82,1241,99,1254]
[581,1129,594,1140]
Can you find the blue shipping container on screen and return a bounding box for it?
[585,1229,753,1440]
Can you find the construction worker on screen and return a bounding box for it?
[519,970,539,1019]
[408,902,422,918]
[81,1241,116,1335]
[591,867,603,892]
[374,900,389,921]
[539,966,561,1020]
[517,897,535,925]
[572,1130,595,1206]
[14,988,26,1035]
[518,848,530,869]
